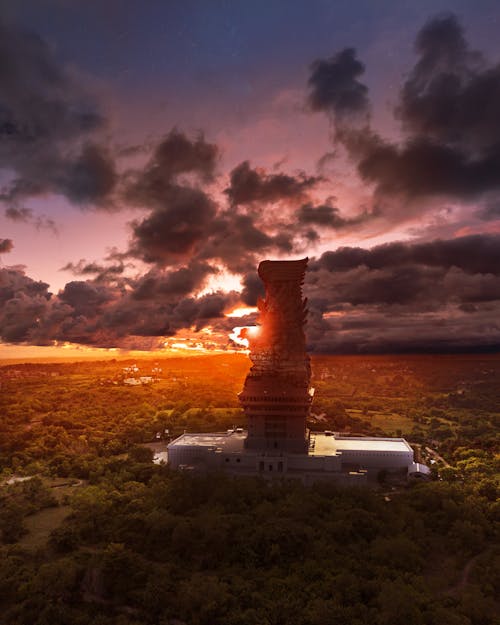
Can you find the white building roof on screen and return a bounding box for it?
[311,433,412,456]
[168,430,413,457]
[168,431,246,453]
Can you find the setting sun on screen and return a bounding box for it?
[229,325,260,348]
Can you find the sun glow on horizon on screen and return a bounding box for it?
[197,271,243,296]
[229,325,260,348]
[225,306,259,318]
[169,342,211,352]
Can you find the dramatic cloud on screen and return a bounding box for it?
[0,17,116,208]
[61,259,128,282]
[397,14,500,151]
[131,263,215,299]
[304,233,500,353]
[309,13,500,208]
[145,130,219,183]
[307,48,369,120]
[0,265,238,348]
[239,271,265,306]
[58,280,117,318]
[128,187,303,276]
[224,160,321,206]
[129,185,218,265]
[3,231,500,352]
[0,267,51,342]
[297,202,371,229]
[124,132,252,271]
[197,210,301,276]
[125,138,324,275]
[0,238,13,253]
[305,305,500,354]
[125,130,220,209]
[310,233,500,275]
[58,143,117,205]
[356,137,500,199]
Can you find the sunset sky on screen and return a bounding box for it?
[1,0,500,357]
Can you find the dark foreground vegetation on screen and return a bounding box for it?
[0,354,499,625]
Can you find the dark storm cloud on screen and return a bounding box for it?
[240,271,265,306]
[0,267,51,342]
[58,280,117,317]
[297,202,371,229]
[356,136,500,199]
[131,263,215,299]
[0,238,13,253]
[309,262,500,309]
[147,130,219,183]
[306,307,500,354]
[129,185,218,265]
[224,160,321,206]
[198,211,296,275]
[129,188,323,275]
[302,233,500,353]
[125,130,219,209]
[50,283,237,347]
[309,13,500,206]
[124,132,234,269]
[126,192,292,278]
[0,17,116,208]
[307,48,369,119]
[0,264,238,348]
[397,13,500,151]
[311,233,500,275]
[111,289,236,341]
[298,203,344,227]
[60,259,128,282]
[126,146,320,274]
[58,143,117,205]
[3,230,500,352]
[0,266,50,305]
[304,277,500,353]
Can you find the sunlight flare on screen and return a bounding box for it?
[229,325,260,348]
[225,306,259,318]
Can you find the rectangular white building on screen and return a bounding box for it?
[167,430,418,485]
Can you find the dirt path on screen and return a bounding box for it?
[446,552,484,596]
[50,479,84,488]
[425,446,451,468]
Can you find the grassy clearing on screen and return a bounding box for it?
[19,505,72,549]
[369,412,415,434]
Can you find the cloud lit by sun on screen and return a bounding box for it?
[225,306,259,318]
[229,325,260,348]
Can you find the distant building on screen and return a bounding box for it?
[168,258,429,484]
[123,377,142,386]
[123,374,154,386]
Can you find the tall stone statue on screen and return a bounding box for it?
[240,258,313,453]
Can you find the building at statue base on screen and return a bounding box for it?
[167,429,429,485]
[167,258,430,485]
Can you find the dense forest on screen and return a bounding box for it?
[0,354,498,625]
